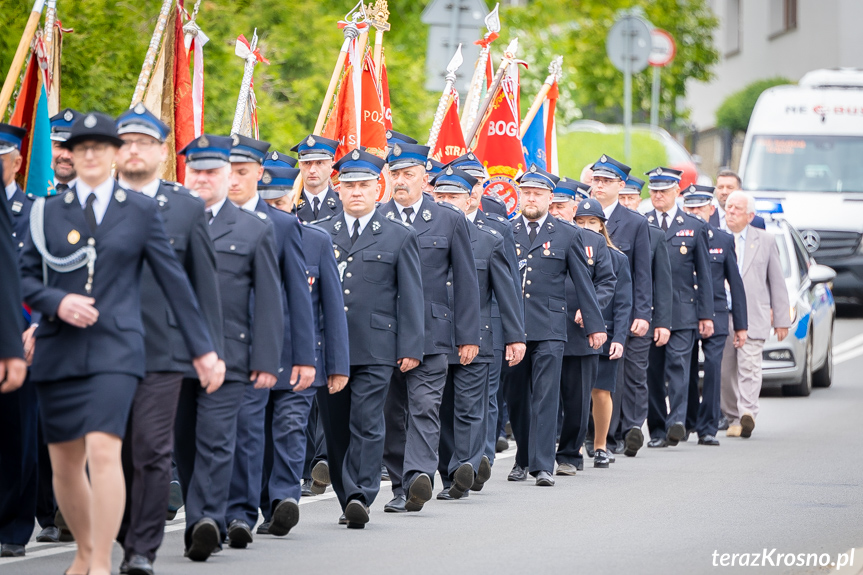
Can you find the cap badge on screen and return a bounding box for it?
[584,201,590,209]
[271,151,279,160]
[530,164,537,173]
[134,103,146,115]
[306,135,316,147]
[64,110,74,122]
[198,135,209,148]
[689,185,696,193]
[232,134,241,147]
[115,189,127,203]
[262,171,273,184]
[84,114,97,128]
[446,167,454,176]
[656,168,664,175]
[467,152,475,160]
[351,149,360,161]
[393,144,402,157]
[426,160,433,170]
[422,209,432,221]
[600,154,608,163]
[67,229,80,244]
[385,130,393,140]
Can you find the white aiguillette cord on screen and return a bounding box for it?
[30,197,97,293]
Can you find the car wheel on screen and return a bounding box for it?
[783,335,812,397]
[812,322,833,388]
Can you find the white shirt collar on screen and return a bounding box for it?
[395,196,425,220]
[466,209,478,223]
[522,212,548,229]
[55,177,77,189]
[304,187,329,205]
[75,177,115,225]
[602,200,619,220]
[658,203,678,223]
[5,182,18,201]
[207,197,228,221]
[119,177,160,198]
[238,193,261,213]
[343,210,375,236]
[734,225,748,241]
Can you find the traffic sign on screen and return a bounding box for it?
[649,28,676,67]
[606,15,652,74]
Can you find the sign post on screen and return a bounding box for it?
[648,28,676,129]
[606,14,651,162]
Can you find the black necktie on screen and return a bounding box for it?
[55,182,68,193]
[313,197,320,219]
[84,193,98,233]
[206,209,214,225]
[661,212,669,232]
[402,207,414,225]
[350,219,360,245]
[528,221,539,243]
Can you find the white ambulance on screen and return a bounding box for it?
[739,68,863,302]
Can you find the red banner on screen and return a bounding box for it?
[430,91,466,164]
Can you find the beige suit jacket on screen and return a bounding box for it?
[736,224,792,341]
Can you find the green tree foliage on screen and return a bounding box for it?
[715,77,793,133]
[0,0,717,152]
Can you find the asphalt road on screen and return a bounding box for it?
[5,315,863,575]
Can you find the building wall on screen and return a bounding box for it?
[686,0,863,131]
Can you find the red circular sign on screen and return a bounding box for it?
[484,176,520,218]
[649,29,676,67]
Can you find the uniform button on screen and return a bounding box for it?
[278,367,284,373]
[344,306,349,312]
[485,325,489,329]
[239,333,246,339]
[694,284,698,290]
[388,324,392,328]
[169,238,175,244]
[377,254,381,259]
[344,289,350,295]
[346,272,352,278]
[525,293,531,298]
[230,245,236,251]
[528,255,532,259]
[348,257,353,262]
[318,341,322,346]
[526,280,531,285]
[19,242,24,248]
[446,281,451,286]
[527,267,532,272]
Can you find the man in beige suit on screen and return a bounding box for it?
[720,191,791,438]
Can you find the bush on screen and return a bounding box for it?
[716,77,793,133]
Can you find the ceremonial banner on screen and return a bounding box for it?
[360,52,387,156]
[322,61,358,161]
[10,43,55,197]
[381,58,392,130]
[474,74,524,217]
[173,7,195,181]
[430,91,466,165]
[521,101,547,171]
[545,79,559,174]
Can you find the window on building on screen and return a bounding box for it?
[769,0,798,38]
[725,0,741,56]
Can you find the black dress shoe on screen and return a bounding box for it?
[436,487,469,500]
[698,434,720,446]
[383,495,406,513]
[168,480,183,513]
[575,459,584,471]
[227,519,253,549]
[55,510,74,542]
[338,514,347,525]
[647,437,669,448]
[495,436,509,452]
[269,498,300,536]
[594,449,610,468]
[535,471,555,487]
[624,427,644,457]
[585,440,595,458]
[405,473,432,512]
[448,462,474,499]
[507,464,528,482]
[380,464,390,482]
[126,553,155,575]
[301,479,313,497]
[471,455,492,491]
[610,442,626,455]
[256,521,270,535]
[36,525,61,542]
[120,558,129,574]
[666,422,686,444]
[607,450,616,463]
[1,544,25,557]
[187,518,219,562]
[717,415,729,431]
[310,460,330,495]
[344,500,369,529]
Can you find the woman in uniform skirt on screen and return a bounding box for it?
[18,112,221,575]
[574,199,633,468]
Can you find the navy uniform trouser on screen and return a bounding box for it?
[226,386,270,529]
[556,355,598,465]
[503,340,565,475]
[175,379,245,548]
[615,333,652,440]
[438,361,490,486]
[0,379,38,546]
[318,364,394,510]
[647,329,696,439]
[483,351,505,463]
[686,334,727,437]
[383,354,448,497]
[301,398,327,480]
[119,372,183,561]
[259,386,316,521]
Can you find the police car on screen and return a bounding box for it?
[756,201,836,397]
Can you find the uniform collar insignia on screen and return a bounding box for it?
[156,194,167,204]
[327,196,337,207]
[386,211,395,219]
[372,220,381,231]
[647,214,654,222]
[676,215,684,223]
[708,229,713,238]
[422,209,432,221]
[333,220,342,232]
[115,189,127,203]
[11,201,22,213]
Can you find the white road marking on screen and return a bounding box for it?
[832,332,863,357]
[7,449,518,564]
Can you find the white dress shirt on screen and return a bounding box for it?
[304,188,329,210]
[343,210,375,237]
[395,196,424,224]
[119,177,160,197]
[207,197,228,222]
[5,182,17,202]
[239,193,261,212]
[602,200,619,220]
[522,212,548,231]
[657,203,679,228]
[75,177,115,225]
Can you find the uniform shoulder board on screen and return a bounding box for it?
[476,224,498,236]
[310,214,335,226]
[556,218,577,228]
[26,192,35,200]
[441,202,461,213]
